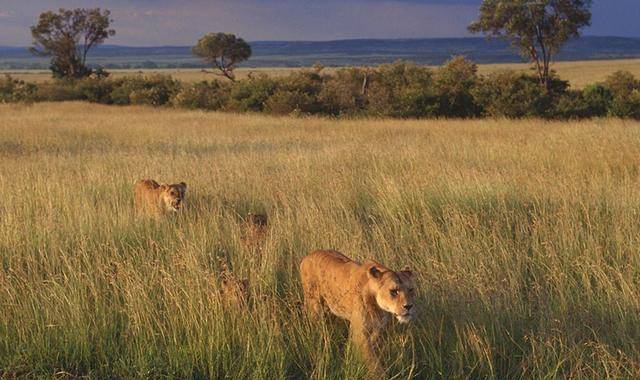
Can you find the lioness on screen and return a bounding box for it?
[134,179,187,217]
[300,250,415,377]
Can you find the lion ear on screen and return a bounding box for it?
[400,266,413,279]
[365,260,384,280]
[159,184,169,191]
[178,182,187,190]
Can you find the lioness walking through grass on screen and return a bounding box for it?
[134,179,187,218]
[300,250,416,377]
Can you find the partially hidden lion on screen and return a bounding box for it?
[300,250,415,377]
[134,179,187,217]
[218,259,250,306]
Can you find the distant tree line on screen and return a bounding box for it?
[2,58,640,120]
[30,0,592,89]
[11,1,635,120]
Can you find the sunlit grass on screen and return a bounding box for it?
[1,102,640,378]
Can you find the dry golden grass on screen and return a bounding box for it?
[4,58,640,88]
[478,58,640,88]
[1,102,640,378]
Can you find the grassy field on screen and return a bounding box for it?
[4,58,640,88]
[2,103,640,379]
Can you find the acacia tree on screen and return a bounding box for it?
[469,0,591,88]
[192,33,252,81]
[30,8,115,79]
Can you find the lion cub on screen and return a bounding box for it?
[300,250,415,376]
[218,259,250,306]
[134,179,187,217]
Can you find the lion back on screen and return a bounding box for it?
[134,179,161,210]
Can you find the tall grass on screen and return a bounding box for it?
[1,102,640,379]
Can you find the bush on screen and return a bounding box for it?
[227,75,277,112]
[581,84,612,117]
[317,67,368,116]
[472,71,568,118]
[75,78,114,104]
[0,75,37,103]
[552,90,591,119]
[366,61,439,118]
[6,60,640,121]
[609,90,640,119]
[264,70,324,115]
[171,81,228,111]
[434,56,481,117]
[264,89,316,115]
[30,81,84,102]
[110,75,179,106]
[605,71,640,119]
[279,70,323,95]
[129,88,168,106]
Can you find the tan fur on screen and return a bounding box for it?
[300,250,416,377]
[134,179,187,218]
[219,260,249,306]
[245,212,268,228]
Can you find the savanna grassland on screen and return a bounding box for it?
[1,102,640,379]
[5,57,640,88]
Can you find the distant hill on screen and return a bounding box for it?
[2,36,640,70]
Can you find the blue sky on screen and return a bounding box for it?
[0,0,638,46]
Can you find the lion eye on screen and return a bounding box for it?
[390,289,398,297]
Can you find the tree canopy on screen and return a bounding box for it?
[469,0,591,87]
[192,33,252,81]
[30,8,115,79]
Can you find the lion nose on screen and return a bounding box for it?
[403,304,413,311]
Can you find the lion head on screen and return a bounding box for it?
[365,261,416,323]
[159,182,187,212]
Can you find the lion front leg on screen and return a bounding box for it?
[350,322,385,379]
[301,281,323,317]
[369,314,390,348]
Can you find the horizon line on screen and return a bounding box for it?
[0,34,638,49]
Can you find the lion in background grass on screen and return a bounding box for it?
[134,179,187,218]
[300,250,416,377]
